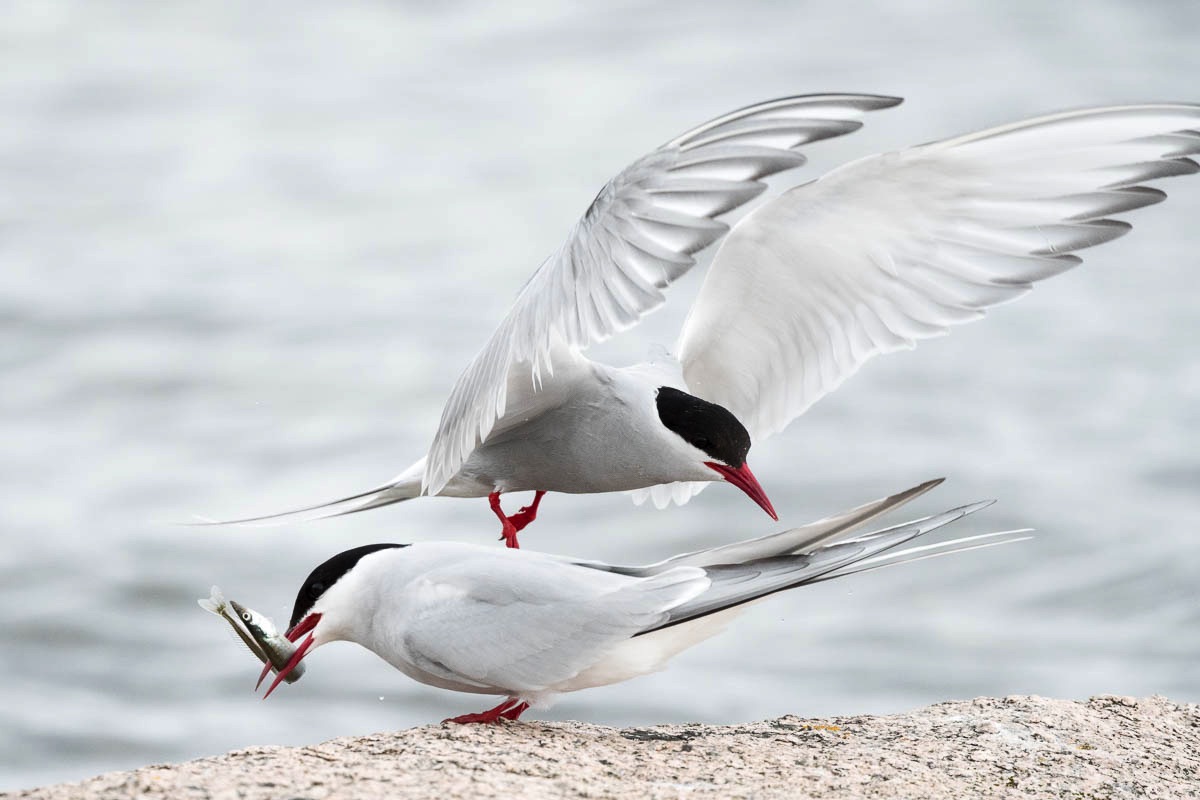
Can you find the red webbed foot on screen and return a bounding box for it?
[443,698,530,724]
[488,491,548,550]
[507,490,546,533]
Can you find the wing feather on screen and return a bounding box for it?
[677,105,1200,442]
[641,499,1000,633]
[422,95,902,493]
[618,478,944,574]
[401,557,708,692]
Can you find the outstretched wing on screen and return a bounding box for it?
[422,95,902,494]
[677,104,1200,443]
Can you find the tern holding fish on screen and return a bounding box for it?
[208,95,1200,548]
[249,480,1029,722]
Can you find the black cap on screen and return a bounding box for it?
[655,387,751,467]
[290,543,406,630]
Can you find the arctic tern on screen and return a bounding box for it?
[220,95,1200,547]
[258,479,1030,721]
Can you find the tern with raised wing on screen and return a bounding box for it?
[220,96,1200,547]
[257,479,1030,720]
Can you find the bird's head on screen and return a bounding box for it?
[654,387,777,520]
[263,543,408,698]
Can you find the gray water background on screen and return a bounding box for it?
[2,1,1198,790]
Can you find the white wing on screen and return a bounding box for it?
[422,94,903,493]
[400,554,708,692]
[633,477,943,571]
[648,499,997,630]
[677,104,1200,442]
[627,480,709,510]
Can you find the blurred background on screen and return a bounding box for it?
[2,0,1198,790]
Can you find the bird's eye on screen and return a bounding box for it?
[241,612,252,622]
[310,582,325,597]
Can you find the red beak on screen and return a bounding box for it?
[263,634,314,699]
[704,462,778,521]
[256,661,272,691]
[261,613,322,699]
[285,613,321,643]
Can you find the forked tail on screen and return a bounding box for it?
[633,489,1033,635]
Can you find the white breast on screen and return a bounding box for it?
[448,361,713,495]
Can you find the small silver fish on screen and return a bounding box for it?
[198,586,305,685]
[227,598,306,687]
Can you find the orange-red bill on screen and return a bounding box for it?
[705,462,778,521]
[256,661,272,691]
[262,633,314,699]
[286,612,321,643]
[259,613,323,699]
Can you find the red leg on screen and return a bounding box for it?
[507,491,546,533]
[488,492,520,549]
[443,697,528,725]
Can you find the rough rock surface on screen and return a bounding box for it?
[9,696,1199,799]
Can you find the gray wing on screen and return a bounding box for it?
[634,477,945,573]
[422,95,902,494]
[399,554,709,692]
[642,499,1025,634]
[578,478,944,576]
[678,104,1200,445]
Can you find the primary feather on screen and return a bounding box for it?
[205,99,1199,529]
[423,94,903,494]
[307,480,1028,705]
[677,104,1200,443]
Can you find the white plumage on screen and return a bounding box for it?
[422,95,903,496]
[269,480,1031,719]
[215,96,1199,536]
[677,105,1200,443]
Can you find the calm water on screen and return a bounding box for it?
[2,1,1198,790]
